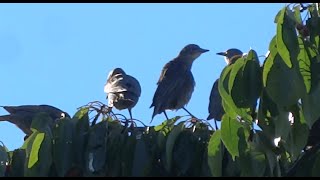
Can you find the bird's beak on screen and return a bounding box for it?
[216,52,227,56]
[199,48,209,53]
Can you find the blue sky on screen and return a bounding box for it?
[0,3,285,150]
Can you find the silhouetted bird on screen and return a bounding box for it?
[0,105,70,136]
[207,48,243,129]
[150,44,209,121]
[104,68,141,120]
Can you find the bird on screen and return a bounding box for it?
[104,68,141,120]
[150,44,209,121]
[0,105,70,137]
[207,48,243,129]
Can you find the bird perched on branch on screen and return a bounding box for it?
[0,105,70,136]
[207,48,243,129]
[150,44,209,121]
[104,68,141,120]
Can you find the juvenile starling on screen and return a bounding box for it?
[0,105,70,136]
[104,68,141,120]
[150,44,209,121]
[207,48,243,129]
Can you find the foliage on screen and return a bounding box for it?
[1,3,320,177]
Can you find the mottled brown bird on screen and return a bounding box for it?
[0,105,70,136]
[207,48,243,129]
[150,44,209,121]
[104,68,141,120]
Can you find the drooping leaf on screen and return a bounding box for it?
[9,149,26,177]
[219,65,252,121]
[0,143,8,177]
[30,112,54,135]
[86,120,108,174]
[24,131,52,177]
[237,148,267,177]
[276,7,299,68]
[274,110,290,142]
[52,117,74,177]
[131,135,150,176]
[284,105,309,161]
[207,130,223,177]
[221,115,248,160]
[297,38,312,93]
[72,107,89,168]
[27,133,45,168]
[105,120,124,176]
[165,121,185,172]
[241,50,262,109]
[294,5,303,25]
[264,52,305,109]
[154,116,181,132]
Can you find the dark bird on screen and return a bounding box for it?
[0,105,70,136]
[207,48,243,129]
[104,68,141,120]
[150,44,209,121]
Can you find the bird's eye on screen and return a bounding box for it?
[60,113,66,119]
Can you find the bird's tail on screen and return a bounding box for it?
[150,106,158,123]
[0,115,10,121]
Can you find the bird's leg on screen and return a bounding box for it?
[214,119,219,130]
[163,111,169,120]
[182,107,198,119]
[128,109,133,120]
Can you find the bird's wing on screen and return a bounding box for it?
[151,60,188,106]
[2,105,43,114]
[104,74,128,93]
[207,78,224,120]
[125,75,142,97]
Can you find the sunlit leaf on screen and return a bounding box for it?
[221,115,248,160]
[207,130,223,177]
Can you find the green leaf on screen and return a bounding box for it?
[86,121,108,174]
[105,121,124,176]
[221,115,248,160]
[52,117,74,177]
[28,133,45,168]
[72,107,89,120]
[241,50,262,109]
[228,57,245,93]
[274,110,290,141]
[165,121,185,172]
[263,36,277,87]
[9,149,26,177]
[72,107,89,168]
[276,7,299,68]
[30,112,54,135]
[120,132,136,176]
[312,151,320,176]
[238,149,267,177]
[284,106,309,161]
[297,38,312,93]
[219,66,252,121]
[302,80,320,128]
[172,130,194,176]
[154,116,181,132]
[294,5,303,25]
[131,137,150,176]
[0,143,8,177]
[24,131,52,177]
[265,53,305,109]
[207,130,223,177]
